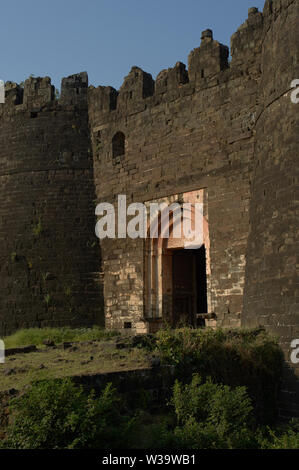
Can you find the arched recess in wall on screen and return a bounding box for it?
[144,199,211,326]
[112,131,126,159]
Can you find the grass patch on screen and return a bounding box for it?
[0,340,150,392]
[4,326,117,349]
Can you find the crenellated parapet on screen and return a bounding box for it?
[0,72,90,121]
[0,72,93,173]
[88,29,229,121]
[88,9,266,122]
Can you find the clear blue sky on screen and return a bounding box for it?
[1,0,266,91]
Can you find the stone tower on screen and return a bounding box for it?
[243,0,299,417]
[0,73,103,335]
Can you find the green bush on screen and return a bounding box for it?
[162,374,257,449]
[154,327,283,424]
[4,378,135,449]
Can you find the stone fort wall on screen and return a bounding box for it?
[0,0,298,415]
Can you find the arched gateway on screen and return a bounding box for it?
[144,190,214,332]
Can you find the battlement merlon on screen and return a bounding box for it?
[3,82,23,106]
[88,85,118,119]
[188,29,229,83]
[117,66,155,110]
[156,62,189,95]
[60,71,89,105]
[23,76,55,108]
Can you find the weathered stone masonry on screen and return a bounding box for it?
[0,0,298,416]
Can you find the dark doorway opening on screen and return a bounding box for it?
[196,245,208,314]
[172,246,208,326]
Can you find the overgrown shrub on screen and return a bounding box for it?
[161,374,257,449]
[154,327,283,424]
[3,378,135,449]
[1,375,298,450]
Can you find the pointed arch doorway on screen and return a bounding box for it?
[144,190,211,331]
